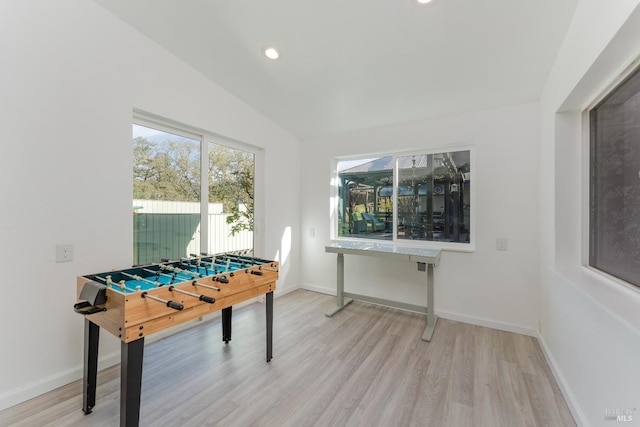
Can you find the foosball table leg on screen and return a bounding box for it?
[222,307,232,343]
[82,319,99,415]
[266,291,273,362]
[121,338,144,427]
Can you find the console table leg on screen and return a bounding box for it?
[326,253,353,317]
[421,263,438,341]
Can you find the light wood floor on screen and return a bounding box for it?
[0,290,575,427]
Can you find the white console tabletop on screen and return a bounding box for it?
[325,241,441,341]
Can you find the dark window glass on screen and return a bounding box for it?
[337,150,471,245]
[590,65,640,287]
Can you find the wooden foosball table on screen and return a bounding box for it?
[73,253,278,427]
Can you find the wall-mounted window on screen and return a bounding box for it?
[589,64,640,288]
[335,147,472,248]
[133,117,257,265]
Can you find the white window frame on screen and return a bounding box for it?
[583,60,640,292]
[331,145,475,252]
[133,109,263,258]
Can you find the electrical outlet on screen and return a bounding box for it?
[496,238,508,251]
[56,244,74,262]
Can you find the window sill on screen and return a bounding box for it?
[332,235,475,253]
[554,264,640,336]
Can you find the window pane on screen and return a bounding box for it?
[590,66,640,287]
[133,124,201,264]
[208,143,255,255]
[397,151,470,243]
[337,157,394,240]
[336,150,471,245]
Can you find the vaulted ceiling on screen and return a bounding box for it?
[93,0,579,139]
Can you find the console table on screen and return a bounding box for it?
[325,241,441,341]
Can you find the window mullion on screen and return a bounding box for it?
[392,156,399,244]
[200,138,209,254]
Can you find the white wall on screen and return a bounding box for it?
[4,1,640,424]
[0,0,300,410]
[300,103,541,335]
[539,1,640,425]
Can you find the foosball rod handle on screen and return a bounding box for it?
[166,300,184,310]
[141,292,184,311]
[199,295,216,304]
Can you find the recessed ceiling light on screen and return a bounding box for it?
[263,47,280,60]
[417,0,433,4]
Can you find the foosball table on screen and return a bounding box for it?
[73,253,278,427]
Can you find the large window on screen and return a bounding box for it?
[133,125,201,264]
[133,119,256,265]
[208,142,255,255]
[335,148,472,248]
[589,65,640,288]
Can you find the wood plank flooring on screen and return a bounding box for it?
[0,290,575,426]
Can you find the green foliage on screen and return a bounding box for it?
[133,136,254,236]
[133,136,200,201]
[209,144,254,235]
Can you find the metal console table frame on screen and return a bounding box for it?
[325,241,441,341]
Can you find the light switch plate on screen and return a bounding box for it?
[56,244,74,262]
[496,238,508,251]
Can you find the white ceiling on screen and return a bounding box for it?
[93,0,579,139]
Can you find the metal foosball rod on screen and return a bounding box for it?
[141,268,179,284]
[180,260,232,283]
[183,257,223,274]
[192,280,221,292]
[210,256,278,275]
[168,286,215,303]
[191,252,267,268]
[122,269,217,303]
[180,259,221,277]
[218,255,273,275]
[141,292,184,311]
[93,275,140,293]
[219,254,254,267]
[208,258,237,274]
[210,257,235,272]
[159,264,204,279]
[163,262,230,285]
[221,253,278,269]
[189,253,208,266]
[120,271,162,287]
[189,254,229,271]
[218,255,278,273]
[189,254,247,273]
[95,275,184,311]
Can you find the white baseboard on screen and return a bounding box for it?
[300,283,537,337]
[299,283,335,295]
[303,283,586,424]
[0,285,545,413]
[0,289,296,413]
[304,283,583,426]
[436,309,538,337]
[0,351,120,412]
[274,286,301,298]
[537,333,588,427]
